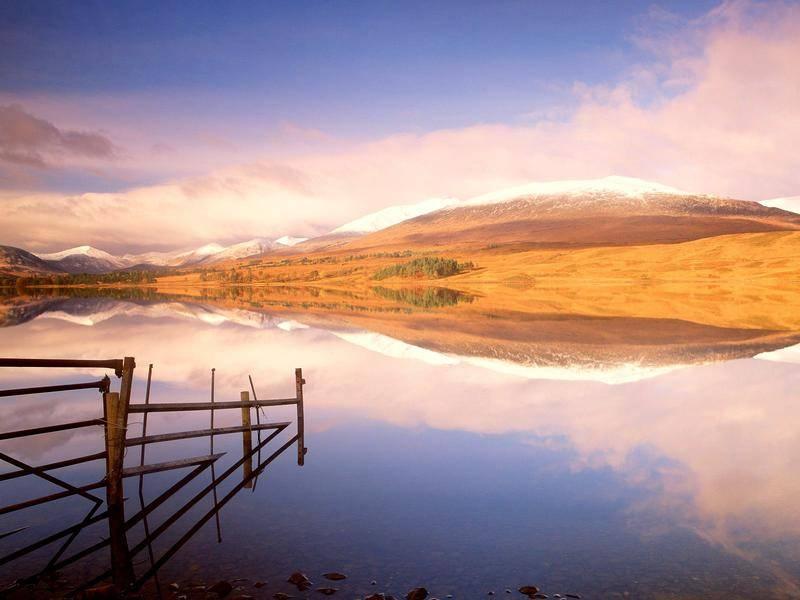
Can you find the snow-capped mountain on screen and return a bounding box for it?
[121,243,227,268]
[37,245,125,266]
[188,239,272,264]
[340,175,800,250]
[37,245,129,273]
[331,196,459,234]
[31,235,304,273]
[760,196,800,215]
[329,177,691,238]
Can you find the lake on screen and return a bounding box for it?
[1,286,799,599]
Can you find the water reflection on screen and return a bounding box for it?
[370,286,475,308]
[3,288,799,384]
[1,287,799,597]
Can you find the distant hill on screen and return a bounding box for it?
[37,246,127,274]
[23,235,304,275]
[0,245,64,277]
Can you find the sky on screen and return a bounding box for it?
[1,0,799,253]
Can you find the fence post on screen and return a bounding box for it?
[104,390,134,588]
[295,368,306,466]
[119,357,135,412]
[105,356,135,587]
[241,391,253,487]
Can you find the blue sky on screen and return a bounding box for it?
[1,0,718,136]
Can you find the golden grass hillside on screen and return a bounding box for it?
[150,231,800,331]
[159,230,800,288]
[449,231,800,285]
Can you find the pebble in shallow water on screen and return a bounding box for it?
[406,588,428,600]
[208,580,233,597]
[287,572,313,591]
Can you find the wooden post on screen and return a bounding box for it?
[240,391,253,488]
[104,391,134,588]
[119,357,135,413]
[105,356,135,588]
[210,369,222,542]
[295,368,306,466]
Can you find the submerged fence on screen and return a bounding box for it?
[0,356,307,594]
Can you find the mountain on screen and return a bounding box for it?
[340,176,800,251]
[27,235,303,274]
[761,196,800,215]
[37,245,128,274]
[277,197,461,254]
[171,243,227,266]
[37,245,126,266]
[125,242,231,267]
[192,238,273,264]
[0,245,64,277]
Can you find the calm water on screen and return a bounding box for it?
[1,291,800,598]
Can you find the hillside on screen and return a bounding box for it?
[157,231,800,332]
[0,245,63,277]
[448,231,800,286]
[341,188,800,252]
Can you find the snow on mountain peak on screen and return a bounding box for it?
[466,176,689,206]
[275,235,308,247]
[332,197,460,234]
[203,238,274,262]
[36,245,119,262]
[193,243,226,256]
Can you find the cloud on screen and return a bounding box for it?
[2,1,799,252]
[0,103,116,168]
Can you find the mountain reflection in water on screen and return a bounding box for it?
[2,287,799,384]
[1,286,800,598]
